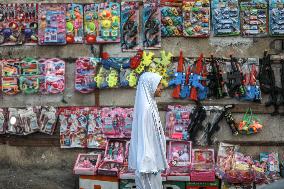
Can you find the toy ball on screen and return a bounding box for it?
[102,20,111,28]
[87,22,96,32]
[24,28,33,37]
[3,28,12,38]
[66,22,74,32]
[66,35,74,44]
[86,35,96,44]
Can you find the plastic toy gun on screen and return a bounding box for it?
[130,49,143,69]
[227,55,246,98]
[180,64,191,99]
[242,64,261,102]
[187,103,207,144]
[169,50,185,98]
[259,51,279,116]
[204,104,238,146]
[278,58,284,115]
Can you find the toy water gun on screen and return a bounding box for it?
[180,64,191,99]
[189,53,207,101]
[168,50,185,98]
[130,49,143,69]
[134,51,154,74]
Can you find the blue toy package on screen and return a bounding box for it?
[211,0,240,36]
[142,3,162,49]
[240,0,268,37]
[121,1,140,51]
[269,0,284,36]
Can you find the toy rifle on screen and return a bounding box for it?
[169,50,185,98]
[187,102,207,144]
[279,58,284,115]
[227,55,246,98]
[189,54,206,101]
[259,51,279,116]
[208,55,224,99]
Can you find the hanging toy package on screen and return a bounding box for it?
[269,0,284,36]
[18,107,40,135]
[0,109,6,134]
[121,1,140,51]
[38,4,66,45]
[1,59,21,95]
[38,106,58,135]
[84,4,99,44]
[211,0,240,36]
[7,108,22,135]
[183,0,210,37]
[97,2,120,43]
[0,3,38,45]
[142,1,162,49]
[66,4,84,44]
[75,57,99,93]
[161,0,183,37]
[19,76,39,94]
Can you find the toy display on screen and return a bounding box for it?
[38,4,66,45]
[142,2,162,49]
[66,4,84,44]
[84,4,99,44]
[240,0,268,37]
[2,77,20,95]
[166,105,193,140]
[190,149,215,182]
[38,106,57,135]
[183,0,210,37]
[73,153,101,175]
[269,0,284,36]
[121,2,140,51]
[211,0,240,36]
[0,109,6,134]
[97,2,120,43]
[0,3,38,45]
[161,1,183,37]
[75,57,99,93]
[167,141,192,176]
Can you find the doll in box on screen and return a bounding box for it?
[167,112,175,138]
[179,145,190,162]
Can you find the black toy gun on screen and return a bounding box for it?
[227,55,246,98]
[187,103,207,144]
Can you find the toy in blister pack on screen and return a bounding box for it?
[0,109,6,134]
[121,1,140,51]
[101,107,118,137]
[161,1,183,37]
[38,106,57,135]
[75,57,99,93]
[2,77,20,95]
[95,67,109,89]
[66,4,84,44]
[38,4,66,45]
[73,153,102,175]
[167,141,192,176]
[269,0,284,36]
[142,3,162,49]
[7,108,23,135]
[183,0,210,37]
[0,3,38,45]
[2,59,21,76]
[97,161,122,176]
[104,139,127,163]
[166,105,193,140]
[87,107,107,149]
[21,57,39,75]
[84,4,99,44]
[43,76,65,94]
[211,0,240,36]
[260,152,281,181]
[97,2,120,43]
[19,76,39,94]
[43,58,65,76]
[190,149,215,182]
[121,108,133,137]
[240,0,268,37]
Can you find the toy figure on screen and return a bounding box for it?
[108,142,114,159]
[117,142,124,162]
[73,6,83,37]
[179,145,190,161]
[113,142,119,160]
[167,112,175,137]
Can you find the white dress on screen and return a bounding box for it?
[128,72,168,189]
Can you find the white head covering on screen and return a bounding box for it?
[128,72,168,173]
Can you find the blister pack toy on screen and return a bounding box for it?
[38,106,57,135]
[211,0,240,36]
[104,139,128,163]
[0,3,38,45]
[240,0,268,37]
[269,0,284,36]
[84,4,99,44]
[20,57,39,75]
[183,0,210,37]
[38,4,66,45]
[121,1,140,51]
[191,149,215,182]
[2,59,21,76]
[120,108,133,138]
[66,4,84,44]
[73,153,101,175]
[166,105,193,140]
[97,161,122,176]
[2,77,20,95]
[19,76,39,94]
[260,152,281,181]
[161,1,183,37]
[142,2,162,49]
[167,141,192,176]
[96,2,120,43]
[0,109,6,134]
[75,57,99,93]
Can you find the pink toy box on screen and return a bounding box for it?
[167,140,192,181]
[190,149,215,182]
[73,153,101,175]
